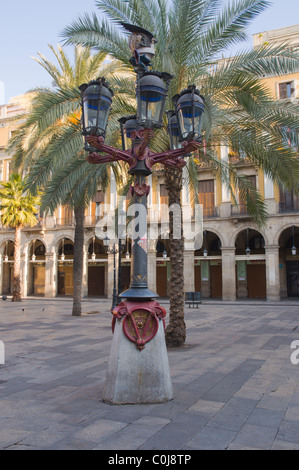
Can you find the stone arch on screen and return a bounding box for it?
[49,233,74,255]
[231,225,268,248]
[86,236,107,259]
[156,235,170,258]
[0,238,14,256]
[202,226,225,249]
[274,223,299,247]
[235,227,265,256]
[26,237,47,258]
[195,230,222,257]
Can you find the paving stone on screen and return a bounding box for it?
[186,399,225,417]
[139,413,208,450]
[277,420,299,444]
[246,407,284,428]
[185,425,236,450]
[207,397,258,432]
[271,439,299,450]
[231,423,277,449]
[73,419,128,443]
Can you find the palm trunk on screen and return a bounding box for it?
[164,167,186,347]
[72,205,85,316]
[12,225,22,302]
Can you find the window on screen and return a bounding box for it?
[278,81,295,100]
[198,180,215,217]
[91,190,105,221]
[279,187,299,213]
[238,175,256,214]
[160,184,168,205]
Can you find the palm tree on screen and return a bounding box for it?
[7,45,135,315]
[0,173,39,301]
[62,0,299,345]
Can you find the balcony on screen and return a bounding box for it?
[279,201,299,214]
[194,156,217,170]
[84,215,102,226]
[55,217,74,227]
[202,206,220,219]
[228,153,254,166]
[231,204,250,217]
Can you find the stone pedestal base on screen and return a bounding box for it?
[103,304,173,404]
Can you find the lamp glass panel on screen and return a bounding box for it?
[139,85,165,125]
[177,101,203,139]
[83,95,112,135]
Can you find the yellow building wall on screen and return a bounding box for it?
[258,168,265,199]
[0,127,9,147]
[260,72,299,100]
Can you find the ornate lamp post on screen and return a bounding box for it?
[80,24,205,404]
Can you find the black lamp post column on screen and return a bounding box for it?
[120,165,158,301]
[111,244,118,311]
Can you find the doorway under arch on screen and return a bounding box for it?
[87,238,107,296]
[57,238,74,296]
[28,239,46,296]
[235,228,266,299]
[2,240,14,295]
[194,230,222,298]
[279,226,299,298]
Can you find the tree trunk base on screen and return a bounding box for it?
[72,308,81,316]
[165,322,186,348]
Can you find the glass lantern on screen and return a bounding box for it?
[119,115,139,151]
[79,77,114,140]
[173,85,205,142]
[167,111,181,150]
[136,71,172,129]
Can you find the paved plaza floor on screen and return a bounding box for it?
[1,296,299,450]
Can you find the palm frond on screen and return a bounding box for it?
[195,0,270,61]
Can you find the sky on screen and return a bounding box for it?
[0,0,298,105]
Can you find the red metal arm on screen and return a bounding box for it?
[146,141,201,169]
[86,135,135,166]
[85,134,201,169]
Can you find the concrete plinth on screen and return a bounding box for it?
[103,318,173,405]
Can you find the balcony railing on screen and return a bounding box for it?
[231,204,249,216]
[55,217,74,226]
[228,154,254,166]
[202,206,220,218]
[84,215,102,226]
[279,202,299,213]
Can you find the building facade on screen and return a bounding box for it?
[0,24,299,301]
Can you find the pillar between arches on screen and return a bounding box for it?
[184,241,195,293]
[45,253,56,298]
[221,246,236,301]
[265,244,280,301]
